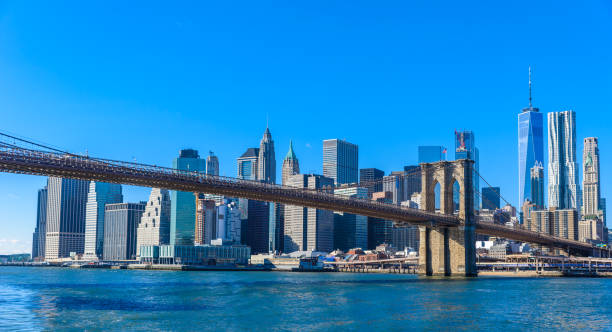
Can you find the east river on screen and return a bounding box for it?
[1,267,611,331]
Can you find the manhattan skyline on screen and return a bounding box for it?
[1,1,611,254]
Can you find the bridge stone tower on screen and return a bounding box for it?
[418,159,477,277]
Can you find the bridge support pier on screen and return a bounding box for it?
[418,159,477,277]
[418,225,476,277]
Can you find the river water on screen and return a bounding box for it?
[0,267,611,331]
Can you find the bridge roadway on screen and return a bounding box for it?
[0,146,459,227]
[0,145,604,254]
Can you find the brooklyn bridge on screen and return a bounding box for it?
[0,138,608,277]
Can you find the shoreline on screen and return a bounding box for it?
[4,264,612,277]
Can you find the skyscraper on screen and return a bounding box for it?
[367,218,393,249]
[136,188,171,257]
[268,202,284,252]
[392,226,419,251]
[44,177,89,260]
[359,168,384,196]
[257,127,276,184]
[482,187,501,210]
[284,174,334,252]
[551,208,579,241]
[195,196,217,245]
[103,202,146,261]
[206,151,219,176]
[383,173,404,205]
[518,67,544,207]
[333,186,368,251]
[83,181,123,260]
[31,186,48,261]
[170,149,206,246]
[548,110,581,210]
[530,162,545,209]
[245,199,270,254]
[418,146,447,164]
[455,130,480,210]
[237,148,259,180]
[368,193,393,249]
[582,137,602,219]
[403,166,422,200]
[323,139,358,185]
[600,198,607,226]
[281,140,300,186]
[216,199,242,243]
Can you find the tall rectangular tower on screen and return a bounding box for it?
[333,186,368,251]
[548,111,581,210]
[518,112,544,206]
[323,139,358,186]
[195,196,217,245]
[44,177,90,260]
[83,181,123,260]
[530,163,545,208]
[103,202,146,261]
[206,151,219,176]
[582,137,602,219]
[518,67,545,207]
[31,186,48,261]
[170,149,206,246]
[284,174,334,252]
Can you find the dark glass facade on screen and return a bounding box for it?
[482,187,501,210]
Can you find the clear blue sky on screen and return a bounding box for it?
[0,1,611,254]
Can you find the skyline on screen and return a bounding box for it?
[1,1,612,254]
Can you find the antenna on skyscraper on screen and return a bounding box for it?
[529,66,532,109]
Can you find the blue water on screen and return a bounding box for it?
[1,267,611,331]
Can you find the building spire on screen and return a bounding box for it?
[529,66,532,109]
[285,139,297,160]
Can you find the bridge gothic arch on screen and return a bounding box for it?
[418,160,477,277]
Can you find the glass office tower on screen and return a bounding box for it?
[518,67,544,208]
[170,149,206,246]
[518,109,544,207]
[418,146,446,164]
[323,139,358,186]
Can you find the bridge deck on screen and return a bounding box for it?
[0,146,607,254]
[0,146,459,226]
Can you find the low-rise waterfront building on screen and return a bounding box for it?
[139,243,250,265]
